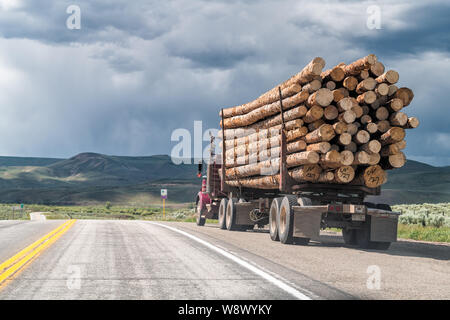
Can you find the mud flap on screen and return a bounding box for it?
[293,207,321,241]
[370,215,398,242]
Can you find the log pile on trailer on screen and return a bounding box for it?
[219,54,418,190]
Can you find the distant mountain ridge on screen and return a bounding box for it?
[0,154,448,205]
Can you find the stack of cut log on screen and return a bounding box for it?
[218,54,418,189]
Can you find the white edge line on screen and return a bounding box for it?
[148,222,312,300]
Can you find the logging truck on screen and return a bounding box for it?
[195,134,400,251]
[193,55,415,250]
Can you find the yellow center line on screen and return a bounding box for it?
[0,219,77,287]
[0,220,72,273]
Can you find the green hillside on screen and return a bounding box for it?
[0,154,447,205]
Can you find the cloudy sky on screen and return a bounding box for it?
[0,0,449,165]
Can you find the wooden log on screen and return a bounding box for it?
[320,150,341,168]
[340,150,355,166]
[368,153,381,165]
[225,175,280,189]
[370,61,385,77]
[321,66,345,82]
[346,123,359,135]
[358,69,370,80]
[361,140,381,154]
[376,120,391,133]
[352,105,364,118]
[325,81,336,90]
[287,151,320,167]
[394,87,414,106]
[343,76,358,91]
[389,111,408,126]
[380,143,402,157]
[308,119,325,132]
[344,54,377,76]
[221,90,309,129]
[380,127,406,145]
[303,105,324,123]
[302,79,322,93]
[324,105,339,120]
[338,110,356,124]
[286,127,309,142]
[290,164,322,182]
[226,150,321,179]
[396,140,406,150]
[355,165,386,188]
[353,151,370,165]
[375,107,389,121]
[227,139,308,168]
[287,140,308,154]
[375,83,389,96]
[344,141,357,153]
[334,166,355,183]
[357,91,377,104]
[260,57,325,100]
[382,152,406,169]
[221,117,305,140]
[247,105,308,131]
[353,130,370,145]
[388,85,398,96]
[387,98,404,112]
[360,115,372,124]
[376,70,399,84]
[306,142,331,154]
[333,122,348,135]
[307,88,334,107]
[403,117,419,129]
[382,141,406,157]
[304,124,335,143]
[332,89,344,103]
[337,97,355,112]
[337,133,352,146]
[221,83,302,119]
[356,78,377,94]
[318,171,335,183]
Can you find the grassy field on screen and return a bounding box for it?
[0,202,199,222]
[1,202,449,243]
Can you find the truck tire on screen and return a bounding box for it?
[355,215,391,250]
[196,200,206,226]
[342,228,357,245]
[218,198,228,230]
[269,198,283,241]
[226,198,241,231]
[278,195,299,244]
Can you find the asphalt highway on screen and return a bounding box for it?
[0,220,448,299]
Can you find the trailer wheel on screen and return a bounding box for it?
[269,198,283,241]
[278,195,299,244]
[196,201,206,226]
[218,198,228,230]
[226,198,240,231]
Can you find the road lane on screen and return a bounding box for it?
[0,220,67,263]
[0,220,304,299]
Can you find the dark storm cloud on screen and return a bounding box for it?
[353,3,450,57]
[0,0,449,166]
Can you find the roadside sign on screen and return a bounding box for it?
[161,189,167,199]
